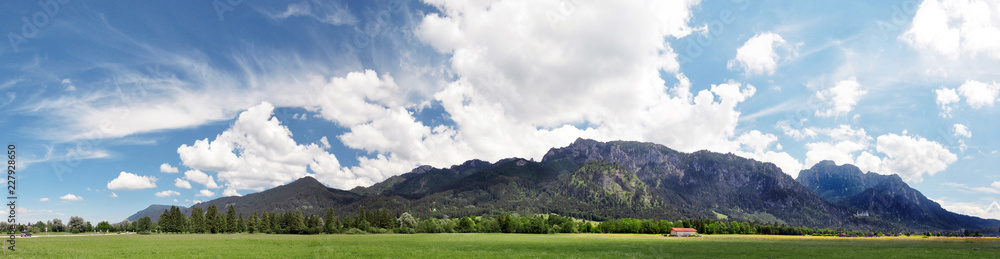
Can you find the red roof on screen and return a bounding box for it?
[671,228,698,232]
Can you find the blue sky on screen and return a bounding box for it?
[2,0,1000,224]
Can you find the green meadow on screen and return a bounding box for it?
[13,233,1000,258]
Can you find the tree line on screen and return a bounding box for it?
[11,205,992,237]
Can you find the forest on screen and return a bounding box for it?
[13,204,987,238]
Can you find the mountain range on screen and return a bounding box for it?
[129,138,999,233]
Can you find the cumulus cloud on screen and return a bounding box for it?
[935,87,960,118]
[106,171,158,190]
[776,120,818,141]
[319,136,331,149]
[174,178,192,189]
[159,163,179,173]
[39,198,49,202]
[155,190,180,197]
[738,130,778,154]
[934,198,1000,220]
[902,0,1000,59]
[735,130,803,178]
[60,194,83,201]
[412,0,780,160]
[954,124,972,138]
[197,189,215,197]
[728,32,790,76]
[416,0,697,127]
[223,187,241,197]
[179,102,370,191]
[868,133,958,182]
[815,78,867,118]
[182,170,219,189]
[802,126,956,182]
[804,125,873,167]
[54,0,801,192]
[958,80,1000,109]
[111,192,118,198]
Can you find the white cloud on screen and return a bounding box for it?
[39,198,49,202]
[61,78,75,92]
[728,32,789,76]
[815,78,867,118]
[416,0,697,127]
[154,190,180,197]
[738,130,778,154]
[958,80,1000,109]
[944,182,1000,194]
[902,0,1000,59]
[174,178,192,189]
[45,0,803,193]
[179,102,367,191]
[265,1,357,25]
[196,189,215,197]
[319,136,331,150]
[159,163,179,173]
[414,0,777,157]
[776,120,818,141]
[223,187,241,197]
[182,170,219,189]
[935,87,960,118]
[111,192,118,198]
[106,171,158,190]
[934,198,1000,220]
[60,194,83,201]
[954,124,972,138]
[804,125,873,167]
[733,130,803,178]
[801,125,957,182]
[871,133,958,182]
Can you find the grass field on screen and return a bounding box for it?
[12,233,1000,258]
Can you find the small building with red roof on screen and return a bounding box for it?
[670,228,698,237]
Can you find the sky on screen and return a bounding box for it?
[1,0,999,224]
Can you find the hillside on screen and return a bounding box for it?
[128,138,999,232]
[128,176,360,222]
[797,161,1000,232]
[539,139,846,226]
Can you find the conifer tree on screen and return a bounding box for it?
[324,208,339,234]
[226,205,237,233]
[190,207,205,233]
[206,205,219,233]
[248,211,258,233]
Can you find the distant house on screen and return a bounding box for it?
[670,228,698,237]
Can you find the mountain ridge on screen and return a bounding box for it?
[128,138,999,232]
[797,160,999,232]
